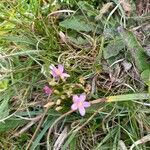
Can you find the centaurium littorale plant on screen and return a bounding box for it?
[71,94,91,116]
[50,64,70,80]
[49,64,90,116]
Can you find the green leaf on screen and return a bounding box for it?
[103,38,125,59]
[59,17,95,32]
[107,93,149,102]
[95,128,118,150]
[30,116,58,150]
[0,35,36,46]
[141,69,150,85]
[0,96,9,120]
[69,36,89,46]
[0,79,8,92]
[62,132,77,150]
[0,117,27,132]
[118,27,150,72]
[77,1,97,17]
[69,136,77,150]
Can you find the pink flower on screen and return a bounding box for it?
[50,64,70,80]
[43,86,52,95]
[71,94,91,116]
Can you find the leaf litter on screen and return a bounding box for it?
[0,0,150,149]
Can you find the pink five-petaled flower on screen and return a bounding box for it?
[43,86,52,95]
[71,94,91,116]
[50,64,70,80]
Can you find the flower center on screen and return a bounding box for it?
[77,101,83,107]
[55,69,61,76]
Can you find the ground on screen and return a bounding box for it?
[0,0,150,149]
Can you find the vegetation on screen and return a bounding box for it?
[0,0,150,149]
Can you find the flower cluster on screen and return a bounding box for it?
[43,64,91,116]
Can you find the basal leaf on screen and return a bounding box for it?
[118,27,150,72]
[103,37,125,59]
[77,1,98,17]
[59,17,95,32]
[0,35,36,46]
[0,117,27,132]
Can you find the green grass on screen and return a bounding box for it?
[0,0,150,149]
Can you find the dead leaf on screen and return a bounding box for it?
[59,31,67,43]
[44,102,55,108]
[130,134,150,150]
[54,126,68,150]
[144,44,150,56]
[120,0,131,16]
[95,2,113,20]
[122,60,132,71]
[118,140,128,150]
[135,0,150,15]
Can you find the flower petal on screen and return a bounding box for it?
[43,86,52,95]
[73,95,79,103]
[79,106,85,116]
[51,68,58,77]
[49,64,55,70]
[58,64,64,73]
[50,65,58,78]
[61,73,70,79]
[71,103,78,111]
[79,94,86,102]
[83,101,91,108]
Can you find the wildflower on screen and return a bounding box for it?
[71,94,91,116]
[43,86,52,95]
[50,64,70,80]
